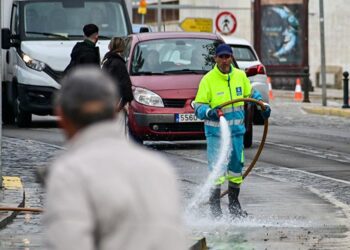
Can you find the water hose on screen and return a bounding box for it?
[217,98,269,199]
[0,207,43,213]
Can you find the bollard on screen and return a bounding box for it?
[342,71,349,109]
[302,67,311,103]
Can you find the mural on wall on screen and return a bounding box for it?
[260,4,303,65]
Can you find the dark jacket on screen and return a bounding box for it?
[102,51,133,107]
[64,39,100,74]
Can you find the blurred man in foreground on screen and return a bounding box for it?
[44,67,186,250]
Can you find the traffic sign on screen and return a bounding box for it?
[138,0,147,15]
[215,11,237,35]
[180,18,213,33]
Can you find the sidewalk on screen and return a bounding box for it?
[273,87,350,118]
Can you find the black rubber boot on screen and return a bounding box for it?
[228,186,248,218]
[209,187,222,219]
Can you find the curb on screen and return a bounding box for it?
[302,106,350,118]
[272,89,344,101]
[273,93,343,101]
[188,237,208,250]
[0,177,26,229]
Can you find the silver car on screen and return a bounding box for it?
[221,35,269,147]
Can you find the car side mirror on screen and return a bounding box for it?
[2,28,11,49]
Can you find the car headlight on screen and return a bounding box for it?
[22,53,46,71]
[133,87,164,107]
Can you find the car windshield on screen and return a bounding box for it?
[231,45,257,61]
[130,38,220,75]
[23,1,129,40]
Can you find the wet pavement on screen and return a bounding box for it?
[0,87,349,249]
[160,88,350,249]
[164,143,350,249]
[1,134,349,249]
[0,137,62,249]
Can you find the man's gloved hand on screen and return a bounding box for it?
[260,102,271,119]
[206,108,220,121]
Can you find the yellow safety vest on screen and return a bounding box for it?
[195,64,252,109]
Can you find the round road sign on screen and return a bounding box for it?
[215,11,237,35]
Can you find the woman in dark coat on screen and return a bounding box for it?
[102,37,133,111]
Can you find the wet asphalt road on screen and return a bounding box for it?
[0,137,61,249]
[0,97,350,249]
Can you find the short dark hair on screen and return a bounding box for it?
[55,66,118,128]
[83,23,99,37]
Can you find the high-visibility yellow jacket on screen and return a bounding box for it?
[194,64,262,137]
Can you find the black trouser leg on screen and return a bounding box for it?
[209,186,222,218]
[228,184,247,218]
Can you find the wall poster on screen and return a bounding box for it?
[259,0,304,66]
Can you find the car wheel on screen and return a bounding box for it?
[244,103,253,148]
[253,105,264,125]
[125,112,143,145]
[244,124,253,148]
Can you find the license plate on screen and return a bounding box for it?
[175,113,201,123]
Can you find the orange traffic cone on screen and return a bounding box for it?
[267,77,274,100]
[294,78,303,101]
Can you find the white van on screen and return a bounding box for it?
[1,0,132,127]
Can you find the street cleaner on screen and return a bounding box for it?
[194,44,271,219]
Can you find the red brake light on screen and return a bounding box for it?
[245,64,266,77]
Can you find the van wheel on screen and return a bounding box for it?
[15,98,31,127]
[2,97,15,125]
[3,108,15,125]
[16,108,32,128]
[2,84,15,124]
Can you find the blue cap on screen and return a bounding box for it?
[215,44,233,56]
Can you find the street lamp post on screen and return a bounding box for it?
[157,0,161,32]
[0,0,3,187]
[319,0,327,106]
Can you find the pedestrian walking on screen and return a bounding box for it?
[194,44,271,219]
[102,37,133,111]
[64,24,100,74]
[44,66,186,250]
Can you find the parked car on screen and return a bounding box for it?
[123,32,222,143]
[221,35,269,147]
[132,23,153,33]
[123,32,267,147]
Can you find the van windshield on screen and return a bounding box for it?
[23,1,129,40]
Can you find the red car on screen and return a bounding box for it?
[124,32,258,145]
